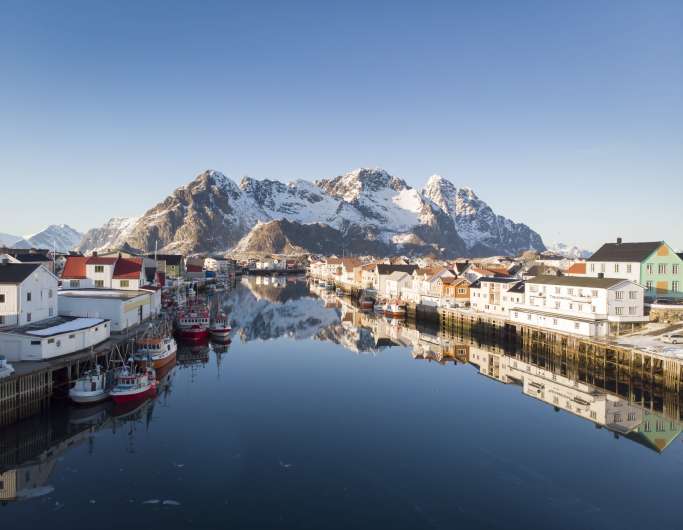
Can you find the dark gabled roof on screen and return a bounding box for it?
[376,264,418,275]
[678,253,683,262]
[477,276,519,284]
[508,281,526,293]
[151,254,183,266]
[587,241,662,262]
[0,263,42,284]
[8,252,51,263]
[527,275,628,288]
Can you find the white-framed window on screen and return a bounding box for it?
[647,263,653,274]
[658,264,667,274]
[95,265,104,273]
[70,280,80,288]
[27,312,32,322]
[590,263,595,273]
[615,307,624,315]
[26,291,31,302]
[628,306,637,315]
[574,322,580,329]
[0,294,4,303]
[95,280,104,288]
[614,264,619,273]
[673,264,679,275]
[626,264,632,273]
[673,281,679,292]
[119,280,129,288]
[615,291,624,300]
[629,291,637,299]
[646,281,653,290]
[568,288,574,295]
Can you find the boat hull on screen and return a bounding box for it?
[110,386,155,404]
[176,328,209,341]
[69,390,110,405]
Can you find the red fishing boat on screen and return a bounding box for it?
[175,302,210,341]
[110,365,157,404]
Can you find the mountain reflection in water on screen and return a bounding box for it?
[1,275,682,530]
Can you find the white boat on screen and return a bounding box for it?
[110,364,157,404]
[69,365,110,404]
[0,355,15,379]
[133,336,178,369]
[209,312,231,340]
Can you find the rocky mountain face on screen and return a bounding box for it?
[80,168,545,257]
[423,175,545,256]
[546,242,592,259]
[77,217,139,253]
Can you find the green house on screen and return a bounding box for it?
[586,239,683,300]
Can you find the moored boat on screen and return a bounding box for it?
[384,300,406,319]
[133,336,178,369]
[359,296,374,311]
[208,311,231,340]
[110,365,157,404]
[0,355,14,379]
[69,365,111,404]
[175,302,210,341]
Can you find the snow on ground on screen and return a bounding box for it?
[26,318,106,336]
[614,328,683,358]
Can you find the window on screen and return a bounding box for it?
[69,334,75,339]
[47,338,54,344]
[591,305,596,313]
[119,280,129,288]
[615,307,624,315]
[591,290,598,297]
[567,288,574,295]
[49,307,53,316]
[94,280,104,288]
[513,312,518,318]
[590,411,597,419]
[555,301,560,309]
[555,287,560,294]
[626,264,632,273]
[553,318,558,325]
[646,281,653,291]
[590,263,595,273]
[26,292,31,302]
[615,291,624,300]
[49,289,53,298]
[673,264,679,275]
[628,306,637,315]
[30,340,40,345]
[614,264,619,273]
[27,312,31,322]
[70,280,80,288]
[673,281,680,293]
[569,303,573,310]
[0,294,4,303]
[574,322,580,329]
[647,263,653,274]
[658,264,667,274]
[629,291,637,299]
[95,265,104,273]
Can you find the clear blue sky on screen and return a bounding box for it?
[1,0,681,249]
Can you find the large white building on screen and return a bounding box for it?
[510,275,647,337]
[61,255,147,290]
[0,316,110,362]
[58,288,161,332]
[0,262,58,329]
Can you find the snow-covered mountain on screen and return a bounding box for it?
[423,175,545,256]
[77,217,140,253]
[546,242,592,259]
[19,224,83,252]
[0,232,22,247]
[79,168,545,257]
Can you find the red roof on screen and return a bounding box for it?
[113,257,143,279]
[567,262,586,275]
[61,256,87,279]
[86,256,117,265]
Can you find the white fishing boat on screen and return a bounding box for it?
[209,311,231,340]
[69,365,110,404]
[133,336,178,369]
[0,355,15,379]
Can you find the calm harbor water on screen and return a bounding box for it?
[2,276,682,530]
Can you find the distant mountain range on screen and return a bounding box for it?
[76,168,546,257]
[546,242,592,259]
[0,224,83,253]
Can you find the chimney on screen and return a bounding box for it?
[598,272,604,279]
[92,251,98,257]
[616,237,622,245]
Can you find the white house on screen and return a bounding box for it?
[510,275,647,337]
[61,255,146,290]
[383,271,412,299]
[469,277,524,317]
[0,262,58,329]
